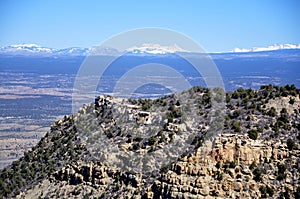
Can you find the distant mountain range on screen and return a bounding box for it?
[1,43,300,57]
[126,43,189,54]
[0,44,89,57]
[232,44,300,53]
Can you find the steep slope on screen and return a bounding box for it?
[0,85,299,199]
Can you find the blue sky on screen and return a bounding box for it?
[0,0,299,52]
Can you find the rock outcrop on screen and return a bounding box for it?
[1,85,299,199]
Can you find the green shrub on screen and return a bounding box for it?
[277,163,287,181]
[226,93,231,103]
[257,126,264,133]
[259,185,267,198]
[248,129,258,140]
[138,98,152,111]
[294,187,300,198]
[267,185,274,197]
[231,110,242,119]
[232,91,240,99]
[132,143,141,150]
[216,161,221,169]
[223,160,236,169]
[231,120,241,132]
[246,116,251,121]
[287,138,295,150]
[267,107,276,117]
[280,187,291,199]
[172,109,182,118]
[129,98,137,104]
[215,171,223,181]
[167,112,174,123]
[289,97,295,105]
[148,136,157,146]
[229,161,236,168]
[253,168,262,181]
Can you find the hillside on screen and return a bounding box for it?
[0,85,299,198]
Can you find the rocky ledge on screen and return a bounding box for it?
[0,84,299,198]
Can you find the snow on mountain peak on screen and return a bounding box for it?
[10,43,41,48]
[126,43,189,54]
[1,43,53,54]
[0,44,90,56]
[232,44,300,53]
[1,43,300,57]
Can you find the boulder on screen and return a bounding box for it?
[233,182,243,192]
[199,187,210,196]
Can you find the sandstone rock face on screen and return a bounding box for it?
[144,133,300,199]
[7,86,300,199]
[41,131,299,199]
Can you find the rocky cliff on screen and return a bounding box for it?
[0,84,299,198]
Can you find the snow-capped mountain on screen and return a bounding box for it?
[0,43,189,56]
[0,44,89,57]
[0,44,52,55]
[55,47,90,56]
[232,44,300,53]
[1,43,300,57]
[126,43,189,54]
[89,46,121,56]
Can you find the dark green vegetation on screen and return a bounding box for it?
[0,116,87,198]
[248,129,258,140]
[259,184,274,198]
[224,84,299,140]
[0,84,299,198]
